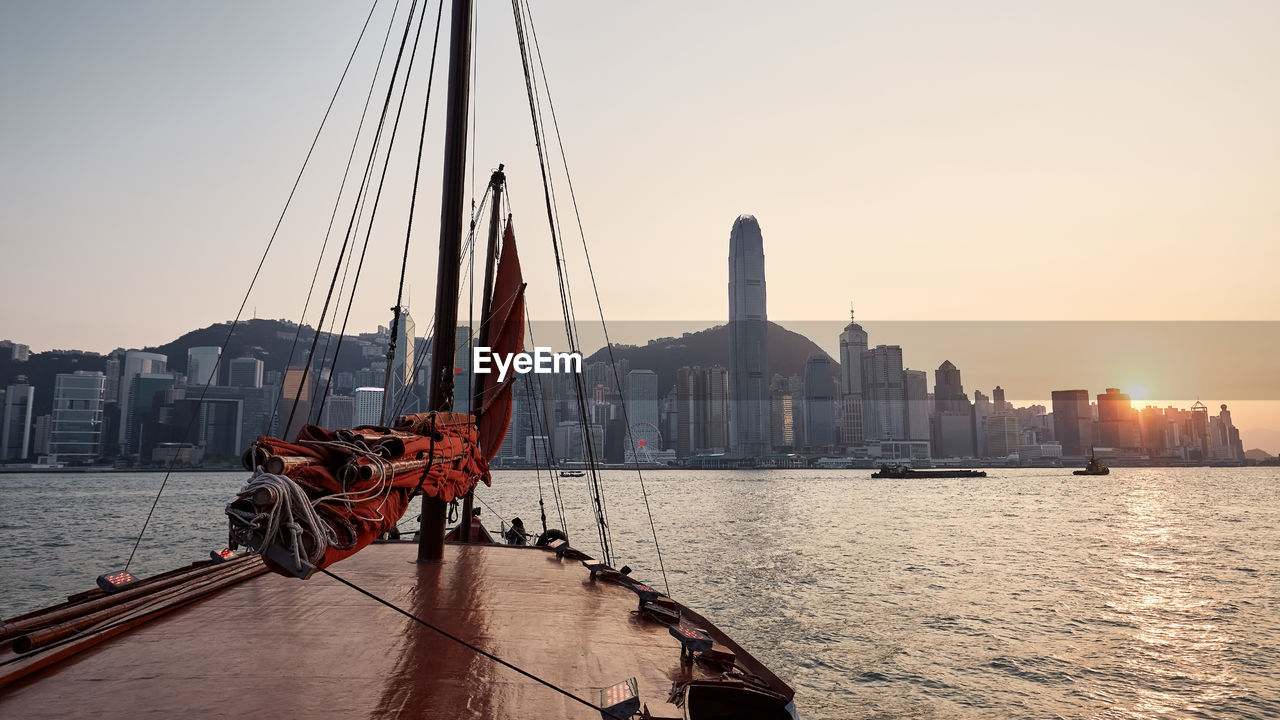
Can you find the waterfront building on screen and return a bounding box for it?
[450,325,472,414]
[525,435,552,464]
[768,374,794,449]
[553,421,604,462]
[117,351,167,450]
[320,395,356,430]
[103,351,122,404]
[2,381,35,460]
[1051,389,1093,457]
[931,361,974,457]
[228,357,264,389]
[838,312,868,447]
[126,373,177,458]
[32,414,52,457]
[984,414,1020,458]
[676,365,730,456]
[198,385,272,455]
[788,374,805,449]
[187,346,222,387]
[1017,442,1063,461]
[972,390,991,457]
[802,354,836,450]
[904,369,930,443]
[861,345,905,441]
[49,371,106,464]
[993,385,1008,413]
[1210,403,1244,461]
[623,370,661,462]
[727,214,771,456]
[353,388,385,427]
[1097,388,1141,450]
[390,310,416,406]
[276,366,314,438]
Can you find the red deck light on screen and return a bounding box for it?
[210,549,237,563]
[599,677,639,720]
[670,622,712,662]
[96,571,137,593]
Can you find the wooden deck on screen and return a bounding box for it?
[1,542,786,718]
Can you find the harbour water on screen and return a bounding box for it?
[2,467,1278,719]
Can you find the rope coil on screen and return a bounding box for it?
[228,470,338,566]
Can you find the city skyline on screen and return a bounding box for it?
[2,1,1277,356]
[3,314,1279,452]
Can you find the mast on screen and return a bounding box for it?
[461,166,505,542]
[418,0,474,563]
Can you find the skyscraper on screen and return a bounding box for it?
[675,365,730,456]
[452,325,471,414]
[983,414,1020,458]
[228,357,264,389]
[1051,390,1093,457]
[353,388,385,427]
[802,354,836,449]
[861,345,905,441]
[118,351,167,449]
[903,369,930,442]
[931,361,975,458]
[838,312,868,447]
[1097,388,1141,450]
[768,374,794,449]
[992,385,1007,413]
[727,215,771,456]
[187,346,222,387]
[2,380,35,460]
[390,310,416,406]
[320,395,356,430]
[50,371,106,464]
[623,370,661,462]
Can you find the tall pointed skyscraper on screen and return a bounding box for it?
[727,214,771,456]
[838,310,868,447]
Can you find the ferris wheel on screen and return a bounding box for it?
[625,422,663,463]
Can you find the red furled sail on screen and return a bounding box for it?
[475,217,526,461]
[227,411,490,577]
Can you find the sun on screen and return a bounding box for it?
[1127,383,1149,401]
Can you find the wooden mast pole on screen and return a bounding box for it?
[461,166,505,542]
[418,0,474,563]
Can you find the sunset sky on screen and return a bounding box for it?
[2,1,1277,442]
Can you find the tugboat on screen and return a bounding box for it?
[1073,452,1110,475]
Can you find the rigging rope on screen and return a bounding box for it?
[380,0,448,424]
[275,0,405,431]
[284,0,428,435]
[121,0,384,573]
[510,0,614,568]
[523,0,671,596]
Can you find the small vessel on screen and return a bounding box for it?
[1073,452,1110,475]
[559,469,587,478]
[871,464,987,479]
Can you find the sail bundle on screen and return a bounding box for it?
[229,412,490,576]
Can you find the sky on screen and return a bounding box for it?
[2,1,1278,440]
